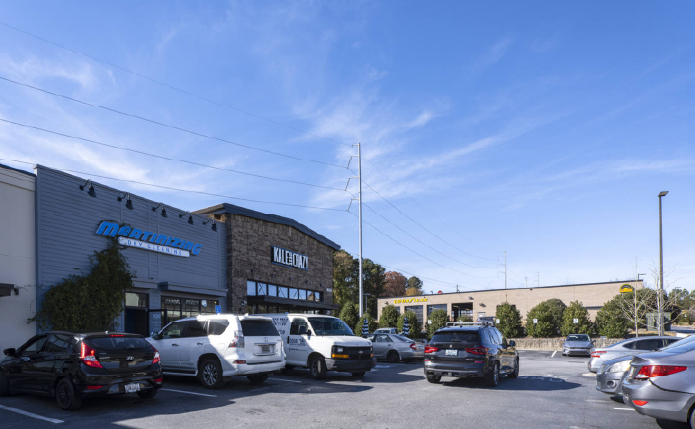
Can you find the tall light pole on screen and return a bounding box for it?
[357,143,363,317]
[658,191,668,335]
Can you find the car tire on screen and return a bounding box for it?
[136,388,158,399]
[387,350,400,363]
[55,378,82,411]
[198,359,225,389]
[426,374,441,384]
[484,362,500,387]
[309,355,327,380]
[247,374,269,384]
[0,372,11,397]
[351,372,366,378]
[508,358,519,379]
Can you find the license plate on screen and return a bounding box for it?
[261,346,270,353]
[125,383,140,393]
[445,349,458,356]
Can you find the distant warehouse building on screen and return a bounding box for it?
[376,280,643,327]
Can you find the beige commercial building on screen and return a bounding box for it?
[377,280,643,326]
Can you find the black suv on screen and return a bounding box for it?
[424,324,519,386]
[0,331,163,410]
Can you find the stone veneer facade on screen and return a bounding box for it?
[221,213,335,314]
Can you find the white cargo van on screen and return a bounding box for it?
[147,314,285,388]
[260,314,376,379]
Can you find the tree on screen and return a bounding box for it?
[362,258,386,318]
[339,302,359,334]
[427,309,449,338]
[32,240,133,330]
[405,288,421,296]
[332,250,358,314]
[405,276,423,296]
[357,313,378,336]
[496,302,523,338]
[595,296,629,338]
[526,302,556,338]
[612,288,658,336]
[383,271,407,297]
[379,305,399,328]
[457,315,473,323]
[544,298,567,334]
[397,311,421,339]
[560,301,593,336]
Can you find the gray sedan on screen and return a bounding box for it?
[562,334,593,356]
[587,336,679,373]
[622,339,695,425]
[596,355,632,395]
[368,333,424,362]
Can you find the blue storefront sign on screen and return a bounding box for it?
[95,220,202,256]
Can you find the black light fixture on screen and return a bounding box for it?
[117,192,133,210]
[152,203,167,218]
[79,179,96,197]
[179,211,194,225]
[203,217,217,231]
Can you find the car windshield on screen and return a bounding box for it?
[660,335,695,352]
[566,335,590,342]
[308,317,354,336]
[431,331,479,343]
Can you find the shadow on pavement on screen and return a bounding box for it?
[439,374,582,391]
[656,418,690,428]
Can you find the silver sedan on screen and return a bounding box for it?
[368,333,424,362]
[587,336,679,373]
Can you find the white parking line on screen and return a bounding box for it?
[614,408,634,411]
[160,388,217,397]
[582,373,596,377]
[0,404,64,424]
[268,378,304,383]
[551,351,557,358]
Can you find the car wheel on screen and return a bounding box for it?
[387,350,400,363]
[198,359,224,389]
[351,372,366,378]
[136,389,158,399]
[309,355,327,380]
[426,374,441,384]
[690,405,695,429]
[485,362,500,387]
[508,358,519,379]
[55,378,82,411]
[0,371,11,397]
[247,374,269,384]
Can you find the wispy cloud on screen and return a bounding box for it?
[472,37,514,73]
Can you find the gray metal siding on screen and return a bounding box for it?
[35,166,227,305]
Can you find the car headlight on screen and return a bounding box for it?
[335,347,344,353]
[608,360,631,373]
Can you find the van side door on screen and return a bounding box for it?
[287,318,309,366]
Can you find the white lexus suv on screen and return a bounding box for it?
[147,314,285,388]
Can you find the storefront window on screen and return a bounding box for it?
[289,288,298,299]
[306,291,315,301]
[163,297,182,321]
[278,286,288,298]
[125,292,148,308]
[298,289,307,300]
[247,280,256,296]
[257,283,267,296]
[162,297,219,322]
[427,304,447,319]
[316,291,323,302]
[183,299,200,318]
[200,299,219,314]
[404,305,424,325]
[267,284,277,296]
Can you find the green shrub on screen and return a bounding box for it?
[357,313,378,336]
[427,309,449,338]
[595,296,629,338]
[496,302,523,338]
[544,298,567,335]
[457,315,473,322]
[561,301,593,336]
[339,303,359,334]
[379,305,400,328]
[397,311,421,338]
[526,302,556,337]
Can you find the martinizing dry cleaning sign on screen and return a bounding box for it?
[95,221,202,258]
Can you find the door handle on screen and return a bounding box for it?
[197,342,204,346]
[172,344,179,347]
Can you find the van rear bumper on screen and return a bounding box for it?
[325,357,377,372]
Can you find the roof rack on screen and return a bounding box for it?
[445,321,495,327]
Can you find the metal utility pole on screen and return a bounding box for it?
[535,272,540,288]
[346,144,364,317]
[525,276,528,288]
[658,191,668,336]
[503,251,507,301]
[636,272,646,337]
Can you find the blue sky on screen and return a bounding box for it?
[0,1,693,293]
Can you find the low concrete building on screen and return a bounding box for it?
[377,280,643,326]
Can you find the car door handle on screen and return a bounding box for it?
[172,344,179,347]
[197,342,204,346]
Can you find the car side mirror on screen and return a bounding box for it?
[509,340,516,347]
[3,348,16,357]
[150,332,158,340]
[298,326,308,336]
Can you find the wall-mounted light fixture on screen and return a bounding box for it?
[79,179,96,197]
[152,203,167,218]
[468,296,474,300]
[117,192,133,210]
[479,303,486,307]
[179,211,193,225]
[203,217,217,231]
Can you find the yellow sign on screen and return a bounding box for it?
[394,298,428,304]
[620,284,634,293]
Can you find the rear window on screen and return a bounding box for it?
[431,331,480,343]
[240,320,279,337]
[393,335,412,342]
[86,336,152,351]
[208,320,230,336]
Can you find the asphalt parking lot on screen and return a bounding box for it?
[0,351,689,429]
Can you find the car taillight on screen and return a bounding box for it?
[410,343,417,350]
[229,331,244,348]
[634,365,687,380]
[633,400,648,406]
[465,346,489,355]
[80,342,104,369]
[591,351,606,358]
[86,385,103,390]
[424,346,439,354]
[110,334,125,337]
[154,377,163,384]
[149,344,161,365]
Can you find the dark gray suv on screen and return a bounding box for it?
[424,325,519,387]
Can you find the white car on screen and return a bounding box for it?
[147,314,285,388]
[261,314,377,379]
[373,328,399,335]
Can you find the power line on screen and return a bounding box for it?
[0,21,352,149]
[0,159,347,212]
[0,75,348,170]
[0,117,347,192]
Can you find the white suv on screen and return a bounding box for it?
[147,314,285,388]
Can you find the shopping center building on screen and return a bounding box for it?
[0,163,340,345]
[376,280,644,327]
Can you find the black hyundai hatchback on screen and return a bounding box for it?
[424,323,519,386]
[0,331,162,410]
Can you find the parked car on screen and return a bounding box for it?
[622,337,695,426]
[367,333,424,362]
[424,324,518,387]
[261,313,376,379]
[587,336,679,373]
[597,334,695,398]
[373,328,399,335]
[0,331,162,410]
[562,334,594,356]
[147,314,284,388]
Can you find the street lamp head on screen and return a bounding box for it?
[658,191,669,197]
